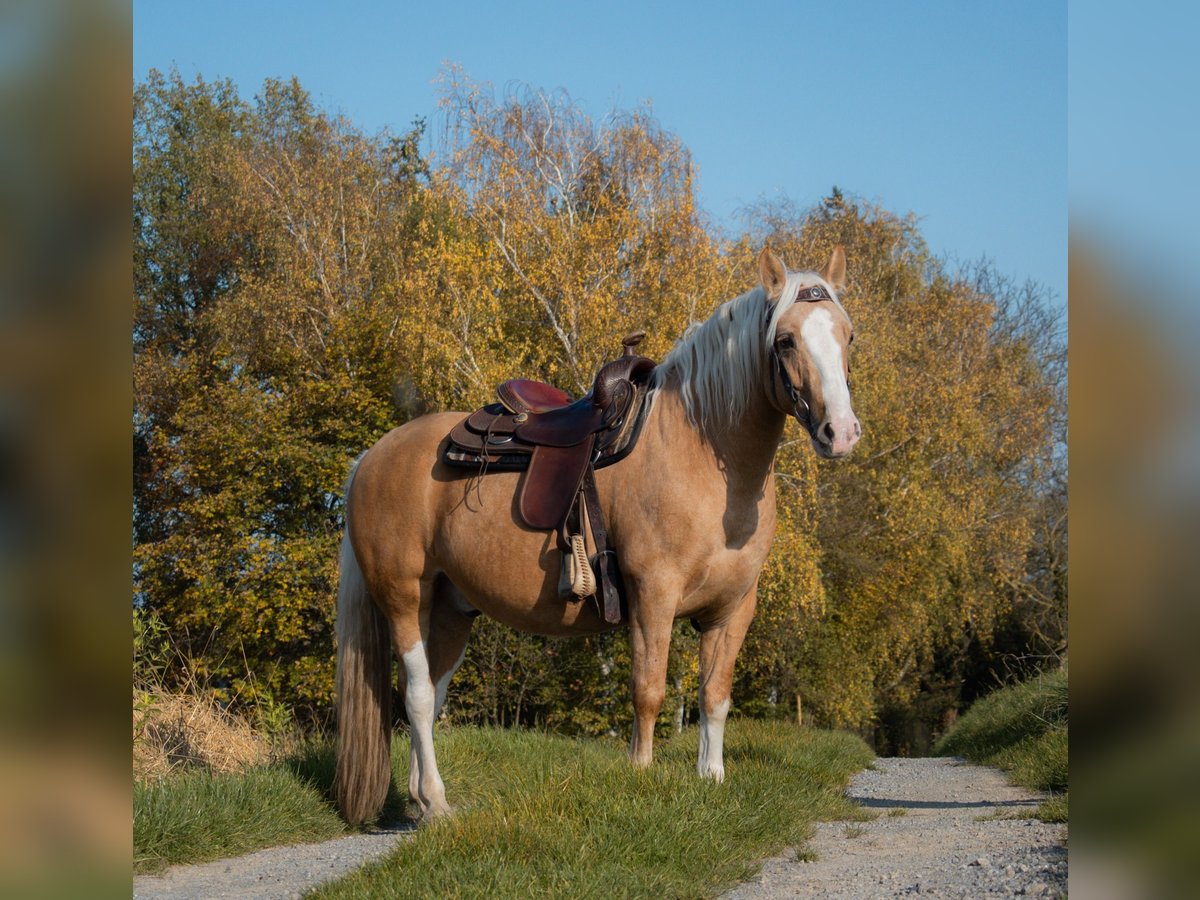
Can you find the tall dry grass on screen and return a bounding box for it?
[133,608,295,781]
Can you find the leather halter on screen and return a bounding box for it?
[772,346,818,439]
[766,283,838,439]
[793,285,831,302]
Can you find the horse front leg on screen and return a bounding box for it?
[697,580,759,781]
[627,579,677,767]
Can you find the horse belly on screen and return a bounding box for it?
[433,471,614,637]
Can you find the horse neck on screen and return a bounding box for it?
[653,375,786,489]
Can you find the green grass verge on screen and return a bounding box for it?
[934,668,1068,821]
[309,721,871,898]
[135,722,871,891]
[134,744,348,873]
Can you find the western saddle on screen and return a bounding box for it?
[443,333,657,624]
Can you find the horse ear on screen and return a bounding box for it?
[821,245,847,293]
[758,248,788,302]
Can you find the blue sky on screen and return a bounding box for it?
[135,0,1065,309]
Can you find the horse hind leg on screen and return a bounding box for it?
[398,576,475,820]
[429,578,475,717]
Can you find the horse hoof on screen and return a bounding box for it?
[420,801,454,823]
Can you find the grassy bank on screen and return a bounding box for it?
[314,722,871,898]
[934,667,1068,822]
[136,722,871,892]
[134,744,348,873]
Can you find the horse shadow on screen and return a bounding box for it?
[852,796,1041,811]
[282,743,419,832]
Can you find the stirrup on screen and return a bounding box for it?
[567,533,596,599]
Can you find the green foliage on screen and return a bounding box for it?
[134,68,1066,744]
[1034,794,1067,823]
[445,619,699,738]
[134,69,429,722]
[133,606,172,686]
[935,667,1067,809]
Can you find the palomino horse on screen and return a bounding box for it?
[335,247,861,824]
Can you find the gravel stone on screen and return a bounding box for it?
[723,757,1066,899]
[132,824,413,899]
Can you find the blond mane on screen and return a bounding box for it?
[652,271,845,433]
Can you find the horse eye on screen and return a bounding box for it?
[776,334,795,350]
[848,333,855,345]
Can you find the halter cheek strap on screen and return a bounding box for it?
[765,285,837,439]
[772,346,817,439]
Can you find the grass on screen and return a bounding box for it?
[934,667,1068,822]
[306,721,872,898]
[134,743,348,873]
[135,721,871,891]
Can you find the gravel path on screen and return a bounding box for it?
[132,824,412,899]
[133,758,1066,898]
[724,757,1067,898]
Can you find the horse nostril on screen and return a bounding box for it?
[854,422,861,438]
[821,422,835,443]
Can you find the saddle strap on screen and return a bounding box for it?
[581,468,623,625]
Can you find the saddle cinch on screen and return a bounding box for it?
[443,333,657,625]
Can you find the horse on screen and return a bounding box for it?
[334,246,861,824]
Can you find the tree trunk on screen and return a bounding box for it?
[795,693,803,726]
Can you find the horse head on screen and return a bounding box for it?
[760,246,861,459]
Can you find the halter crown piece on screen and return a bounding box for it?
[793,285,828,302]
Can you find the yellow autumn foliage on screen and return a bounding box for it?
[134,71,1064,743]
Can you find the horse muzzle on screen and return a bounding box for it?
[813,412,861,458]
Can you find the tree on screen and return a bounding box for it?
[134,71,429,720]
[134,72,1065,745]
[732,193,1063,742]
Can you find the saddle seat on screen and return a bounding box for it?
[495,379,572,415]
[442,332,656,624]
[446,332,655,464]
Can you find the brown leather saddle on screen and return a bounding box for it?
[443,333,657,624]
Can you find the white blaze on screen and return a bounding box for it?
[799,307,852,420]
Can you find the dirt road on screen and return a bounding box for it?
[724,757,1066,898]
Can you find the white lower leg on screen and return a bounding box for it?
[402,642,450,817]
[697,698,730,781]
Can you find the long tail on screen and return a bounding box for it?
[333,460,393,824]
